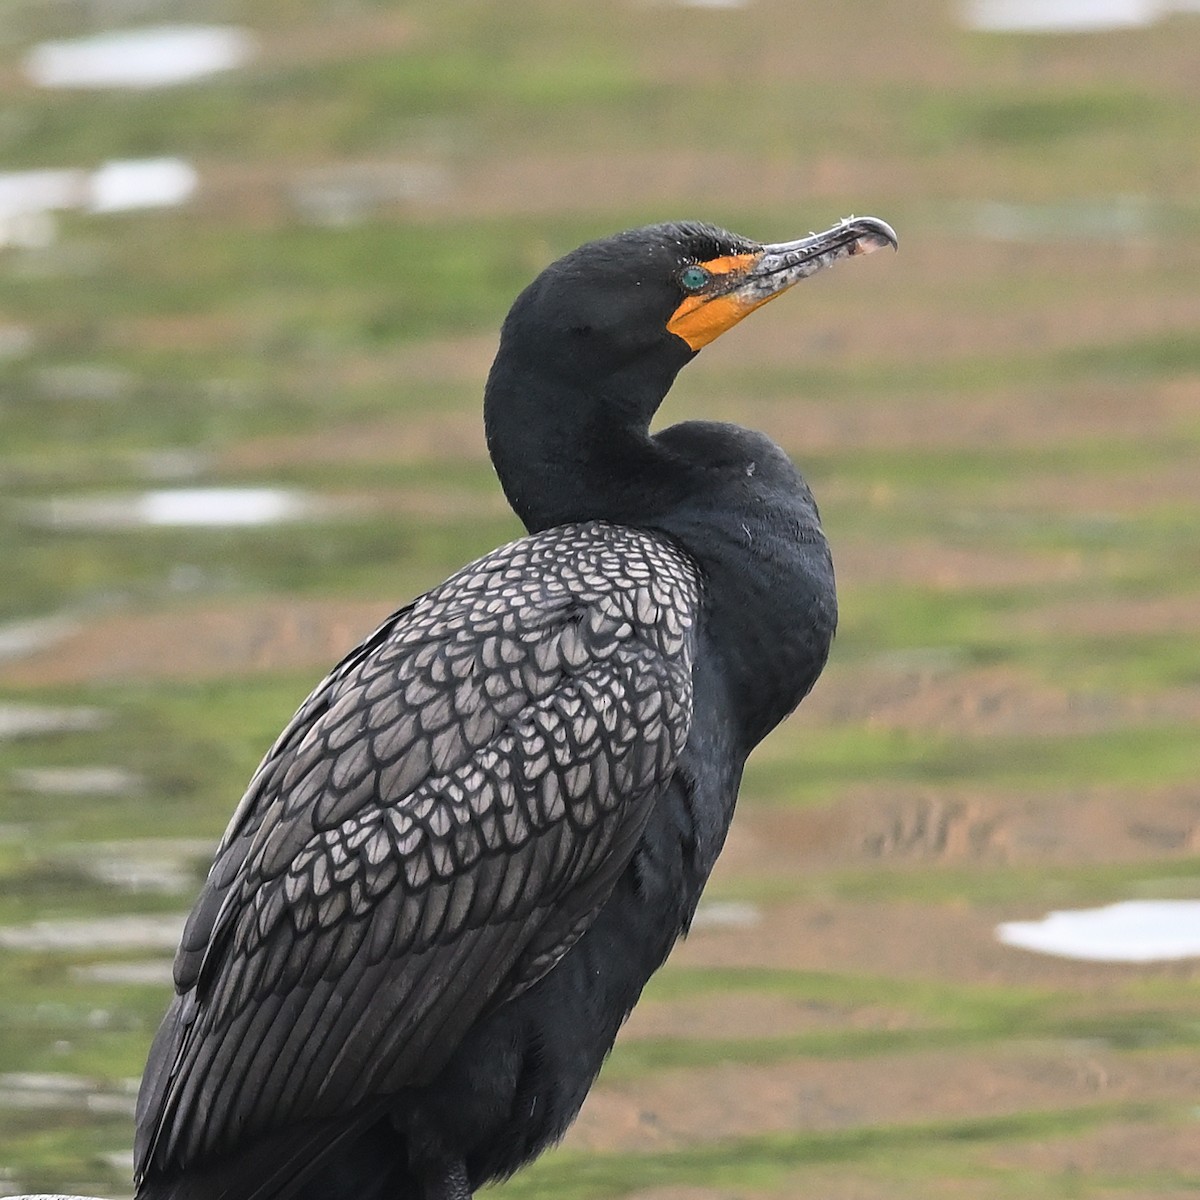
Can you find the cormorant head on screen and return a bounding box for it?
[496,216,897,389]
[485,215,897,531]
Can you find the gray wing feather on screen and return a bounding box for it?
[136,523,700,1178]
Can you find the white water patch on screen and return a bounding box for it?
[998,900,1200,962]
[0,170,82,247]
[0,912,186,952]
[0,170,83,218]
[72,959,174,987]
[25,25,254,90]
[0,159,197,247]
[35,486,319,530]
[140,487,315,526]
[88,158,197,213]
[964,0,1200,30]
[0,1073,137,1117]
[11,767,140,796]
[61,837,212,894]
[691,899,762,930]
[0,705,108,740]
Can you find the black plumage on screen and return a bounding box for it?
[135,215,896,1200]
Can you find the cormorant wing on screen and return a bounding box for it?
[135,523,700,1181]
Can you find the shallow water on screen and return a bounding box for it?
[0,171,83,220]
[138,487,316,527]
[71,960,174,987]
[24,26,254,90]
[88,160,197,214]
[0,705,108,740]
[964,0,1200,30]
[35,487,318,531]
[0,160,197,248]
[997,900,1200,961]
[0,913,186,953]
[10,768,141,797]
[63,838,210,894]
[691,899,761,930]
[966,0,1156,30]
[0,1073,137,1117]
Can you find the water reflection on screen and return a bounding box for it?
[63,838,210,894]
[88,159,197,214]
[11,768,140,796]
[690,899,761,930]
[998,900,1200,961]
[0,170,81,217]
[24,25,254,90]
[0,913,186,952]
[0,160,197,248]
[0,705,108,740]
[0,1072,137,1117]
[71,960,174,987]
[964,0,1200,31]
[34,487,320,530]
[0,170,81,248]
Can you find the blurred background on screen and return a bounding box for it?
[1,0,1199,1196]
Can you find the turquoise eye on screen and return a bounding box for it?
[680,266,709,291]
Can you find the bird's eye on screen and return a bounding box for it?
[680,266,710,292]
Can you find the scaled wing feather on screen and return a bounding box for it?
[136,523,700,1179]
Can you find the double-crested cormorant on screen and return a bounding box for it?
[134,215,896,1200]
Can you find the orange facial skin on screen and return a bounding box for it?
[665,217,898,352]
[666,251,768,351]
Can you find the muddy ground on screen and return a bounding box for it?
[1,1,1198,1196]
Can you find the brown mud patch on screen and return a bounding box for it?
[719,785,1200,875]
[804,662,1200,735]
[569,1044,1200,1154]
[1010,592,1200,639]
[983,1116,1200,1177]
[451,151,921,221]
[260,12,416,69]
[222,408,488,472]
[335,335,497,390]
[672,896,1200,990]
[978,453,1200,517]
[0,597,394,688]
[833,536,1089,588]
[729,373,1199,457]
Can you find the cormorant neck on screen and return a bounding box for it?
[484,347,689,533]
